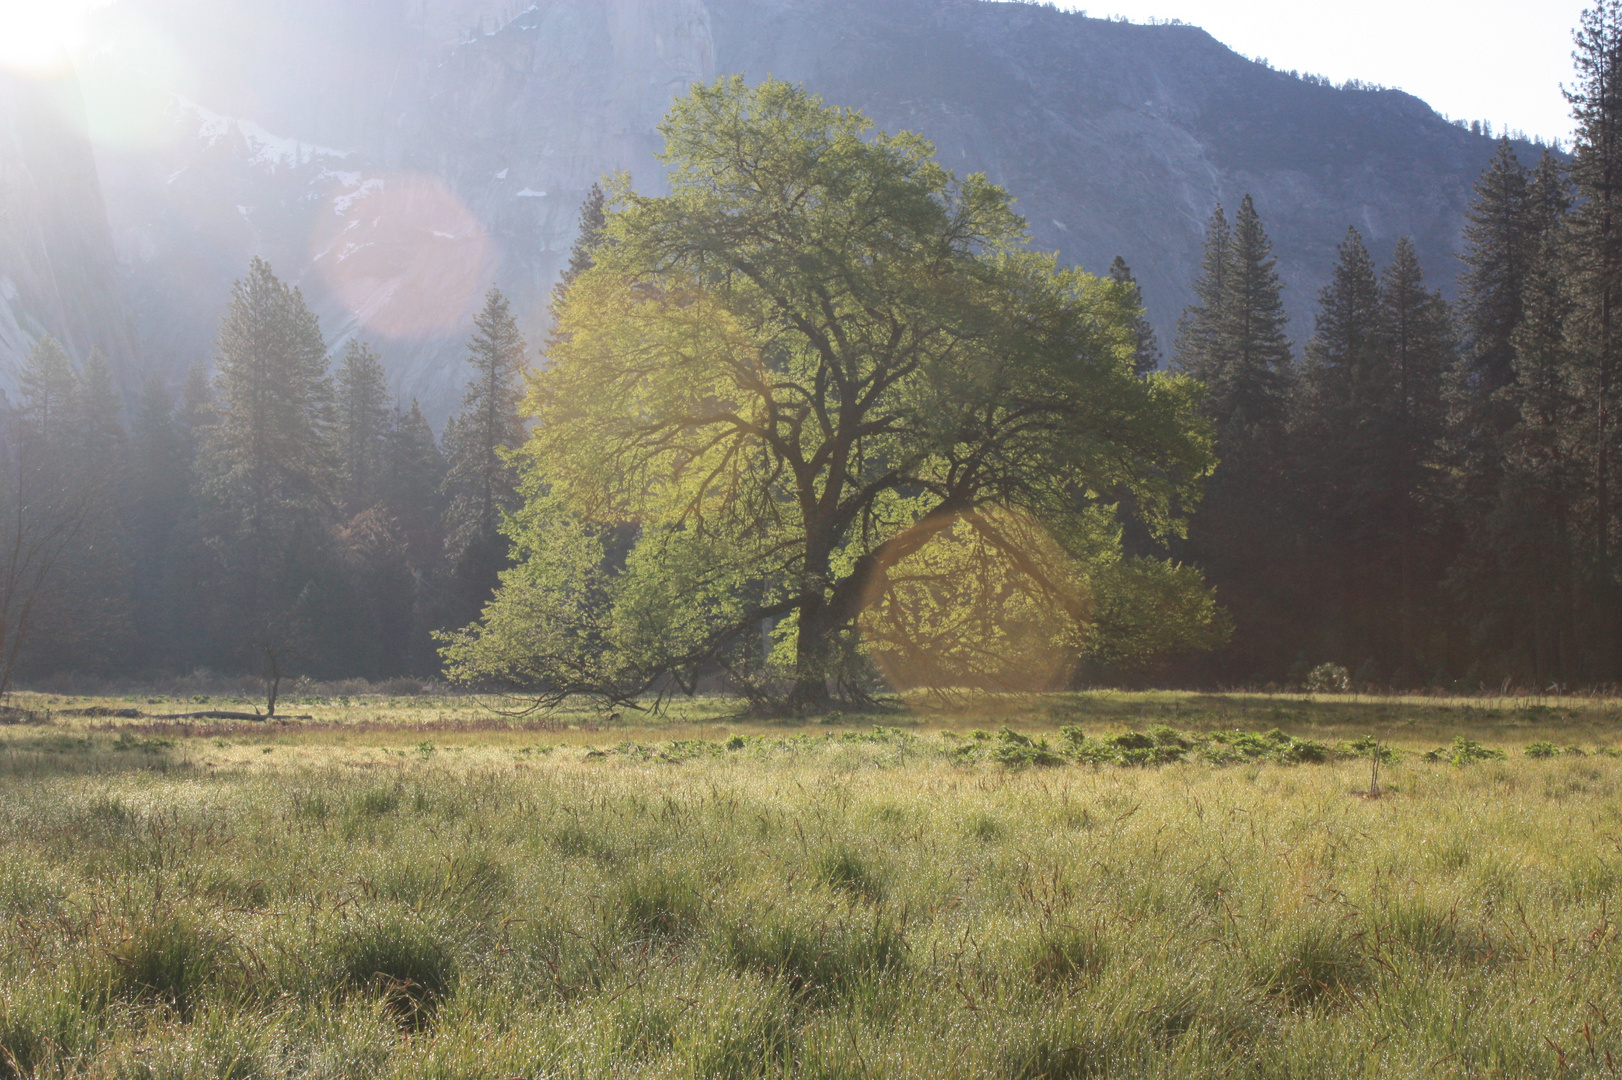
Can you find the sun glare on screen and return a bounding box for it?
[0,0,104,76]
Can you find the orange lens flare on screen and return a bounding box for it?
[858,510,1090,693]
[311,172,496,341]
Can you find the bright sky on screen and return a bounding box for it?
[1058,0,1585,144]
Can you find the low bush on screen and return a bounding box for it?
[325,911,458,1026]
[1424,737,1507,765]
[111,912,237,1017]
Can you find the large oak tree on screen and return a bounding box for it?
[443,78,1220,707]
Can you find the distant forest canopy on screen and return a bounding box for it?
[2,5,1620,695]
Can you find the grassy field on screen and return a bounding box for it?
[3,689,1622,1078]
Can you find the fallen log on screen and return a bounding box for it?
[144,711,312,721]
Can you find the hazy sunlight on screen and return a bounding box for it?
[0,0,104,76]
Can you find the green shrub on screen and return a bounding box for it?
[1424,738,1507,766]
[1146,724,1192,749]
[993,729,1066,768]
[1525,741,1584,759]
[1306,663,1351,693]
[1106,731,1155,751]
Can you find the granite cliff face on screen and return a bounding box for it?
[58,0,1530,419]
[0,66,139,397]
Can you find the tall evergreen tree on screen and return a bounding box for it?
[1173,205,1230,379]
[557,183,607,300]
[335,340,392,517]
[73,349,125,474]
[192,258,338,673]
[18,335,78,443]
[1108,255,1162,375]
[1177,196,1298,681]
[1295,227,1384,674]
[385,399,447,575]
[1566,0,1622,676]
[1489,211,1583,683]
[62,348,133,670]
[440,288,528,627]
[1377,238,1456,672]
[1457,139,1533,397]
[6,340,134,674]
[384,399,448,673]
[1216,195,1295,430]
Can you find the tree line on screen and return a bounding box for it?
[0,264,536,688]
[1167,4,1622,690]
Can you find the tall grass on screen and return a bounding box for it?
[2,710,1622,1076]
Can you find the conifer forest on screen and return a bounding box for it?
[5,11,1620,699]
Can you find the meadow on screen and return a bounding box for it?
[3,688,1622,1078]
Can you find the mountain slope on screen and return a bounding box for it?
[74,0,1529,419]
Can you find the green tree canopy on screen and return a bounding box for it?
[442,77,1220,707]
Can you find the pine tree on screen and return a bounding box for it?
[6,340,135,675]
[1294,227,1384,674]
[1300,228,1382,419]
[335,340,392,517]
[193,257,338,671]
[557,183,607,300]
[74,349,125,475]
[1375,240,1456,676]
[1493,214,1582,682]
[1108,256,1162,375]
[1173,205,1230,379]
[440,288,529,626]
[383,400,447,673]
[1215,195,1295,431]
[385,399,447,573]
[63,348,133,670]
[204,258,336,534]
[1177,196,1299,682]
[1565,0,1622,675]
[1457,139,1533,396]
[18,335,78,445]
[127,375,189,666]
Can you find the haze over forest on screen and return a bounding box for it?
[0,0,1611,697]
